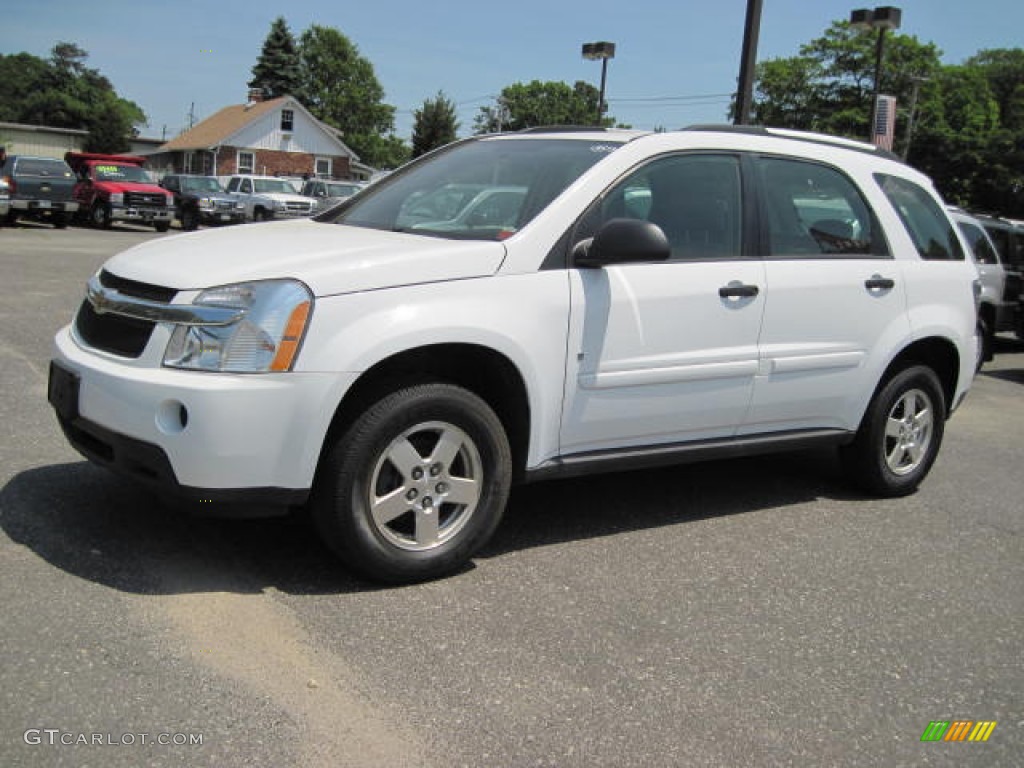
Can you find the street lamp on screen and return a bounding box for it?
[850,6,902,141]
[582,41,616,125]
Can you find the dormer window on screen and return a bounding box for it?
[281,109,294,132]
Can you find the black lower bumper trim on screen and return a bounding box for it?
[55,413,309,507]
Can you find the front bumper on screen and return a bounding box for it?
[200,209,246,225]
[51,325,354,502]
[110,205,173,224]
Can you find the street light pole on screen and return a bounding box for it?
[850,7,902,142]
[582,42,616,126]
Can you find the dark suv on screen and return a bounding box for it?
[974,214,1024,339]
[159,174,246,230]
[0,155,79,228]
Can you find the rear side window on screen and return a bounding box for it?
[876,174,964,261]
[957,221,998,265]
[760,157,885,257]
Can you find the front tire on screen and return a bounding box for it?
[91,202,112,229]
[841,365,945,497]
[181,207,199,231]
[312,384,512,583]
[154,221,171,233]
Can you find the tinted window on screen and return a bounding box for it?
[331,137,621,241]
[761,158,884,257]
[876,174,964,261]
[13,158,73,177]
[578,153,743,260]
[957,221,998,265]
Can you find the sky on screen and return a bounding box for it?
[2,0,1022,147]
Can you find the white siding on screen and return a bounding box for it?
[228,103,350,156]
[1,126,86,159]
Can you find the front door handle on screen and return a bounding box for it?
[865,276,895,291]
[719,283,759,299]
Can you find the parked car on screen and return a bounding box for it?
[0,155,79,228]
[973,213,1024,340]
[300,179,365,212]
[949,208,1017,368]
[65,152,174,232]
[411,186,527,235]
[224,175,316,221]
[49,126,978,584]
[159,174,246,230]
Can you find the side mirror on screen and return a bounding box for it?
[574,218,670,268]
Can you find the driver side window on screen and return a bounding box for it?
[579,154,743,261]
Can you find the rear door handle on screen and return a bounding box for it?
[865,276,895,291]
[719,283,759,298]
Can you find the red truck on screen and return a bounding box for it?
[65,152,174,231]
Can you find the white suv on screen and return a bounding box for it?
[49,127,979,582]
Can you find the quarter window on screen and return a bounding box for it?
[760,158,885,257]
[580,154,743,260]
[957,221,998,265]
[876,174,964,261]
[237,151,254,175]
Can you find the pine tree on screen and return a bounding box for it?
[249,17,301,99]
[412,91,459,158]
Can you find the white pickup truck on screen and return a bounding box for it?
[224,174,316,221]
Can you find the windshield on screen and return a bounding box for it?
[326,137,622,240]
[254,179,299,194]
[93,164,153,183]
[327,183,362,197]
[183,177,225,194]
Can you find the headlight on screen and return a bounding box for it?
[198,197,215,210]
[273,200,286,210]
[163,280,313,373]
[110,192,124,205]
[235,201,246,210]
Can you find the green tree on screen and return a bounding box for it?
[0,43,145,152]
[411,91,459,158]
[296,24,405,167]
[474,80,613,133]
[249,17,301,99]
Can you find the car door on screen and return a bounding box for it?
[560,153,766,454]
[741,156,908,435]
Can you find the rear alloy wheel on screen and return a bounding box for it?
[842,365,945,497]
[313,383,512,583]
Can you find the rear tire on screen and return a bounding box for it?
[841,365,945,497]
[312,383,512,583]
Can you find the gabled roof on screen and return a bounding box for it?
[159,95,358,160]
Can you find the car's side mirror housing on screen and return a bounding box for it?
[574,218,671,268]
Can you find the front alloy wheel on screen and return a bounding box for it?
[313,383,512,583]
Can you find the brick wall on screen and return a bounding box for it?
[215,147,352,179]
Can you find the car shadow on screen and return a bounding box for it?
[981,335,1024,385]
[1,450,858,595]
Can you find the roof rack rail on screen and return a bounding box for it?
[517,125,609,133]
[681,124,904,163]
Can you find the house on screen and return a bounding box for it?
[148,89,364,181]
[0,121,87,159]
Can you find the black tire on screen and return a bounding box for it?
[975,315,992,372]
[254,207,272,222]
[4,211,16,226]
[841,365,945,497]
[181,207,199,231]
[91,202,112,229]
[312,383,512,583]
[154,221,171,233]
[52,213,68,229]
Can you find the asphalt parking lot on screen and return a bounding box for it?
[1,222,1022,767]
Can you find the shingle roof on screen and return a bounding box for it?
[159,97,288,151]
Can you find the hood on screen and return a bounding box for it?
[95,181,170,196]
[102,219,507,296]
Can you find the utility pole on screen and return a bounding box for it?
[734,0,764,125]
[902,75,928,160]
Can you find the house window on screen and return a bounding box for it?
[315,157,332,178]
[184,151,196,174]
[281,110,294,132]
[237,151,254,174]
